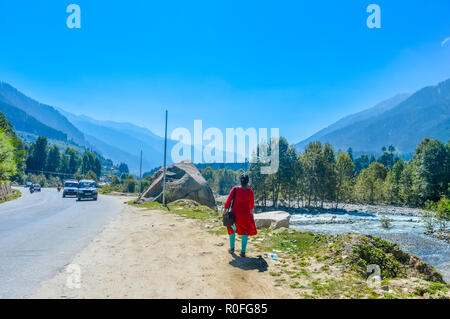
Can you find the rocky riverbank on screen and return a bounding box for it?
[267,203,450,284]
[33,199,449,299]
[426,230,450,244]
[255,202,426,217]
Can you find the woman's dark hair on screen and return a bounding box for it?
[240,174,249,186]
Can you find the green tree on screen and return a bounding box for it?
[85,170,98,181]
[120,172,129,183]
[424,197,450,232]
[414,138,450,202]
[65,148,81,174]
[81,152,102,178]
[46,145,61,174]
[378,145,395,169]
[0,132,17,180]
[354,154,370,174]
[436,197,450,230]
[26,136,48,173]
[399,162,422,206]
[302,141,324,207]
[111,174,120,185]
[123,175,137,193]
[347,147,353,162]
[319,143,336,207]
[355,162,387,203]
[334,150,354,209]
[118,162,129,174]
[217,168,238,195]
[249,144,269,208]
[0,111,26,179]
[383,159,405,204]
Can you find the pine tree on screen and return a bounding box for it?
[46,145,61,174]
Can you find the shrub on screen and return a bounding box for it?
[352,236,405,279]
[380,215,392,229]
[424,198,450,231]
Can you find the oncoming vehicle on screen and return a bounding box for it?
[63,180,78,198]
[25,181,32,188]
[33,184,41,192]
[77,180,98,201]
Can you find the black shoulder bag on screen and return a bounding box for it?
[222,186,237,227]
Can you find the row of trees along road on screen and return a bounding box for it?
[24,136,102,183]
[1,110,135,189]
[248,137,450,209]
[0,111,26,181]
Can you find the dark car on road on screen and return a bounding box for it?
[77,180,98,201]
[33,184,41,192]
[63,180,79,198]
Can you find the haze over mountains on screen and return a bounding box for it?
[0,82,86,145]
[0,81,170,173]
[0,99,68,141]
[1,78,449,174]
[296,79,450,155]
[58,110,176,172]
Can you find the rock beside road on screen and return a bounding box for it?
[137,160,216,208]
[254,211,290,229]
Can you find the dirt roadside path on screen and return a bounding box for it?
[31,203,297,299]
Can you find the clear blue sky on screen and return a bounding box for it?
[1,0,450,143]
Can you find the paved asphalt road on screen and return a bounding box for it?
[0,187,125,298]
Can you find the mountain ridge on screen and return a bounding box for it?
[296,79,450,154]
[0,82,87,146]
[0,100,68,141]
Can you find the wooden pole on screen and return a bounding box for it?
[139,150,142,195]
[162,110,168,206]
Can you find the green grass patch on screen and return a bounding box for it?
[320,265,330,271]
[269,272,281,277]
[208,228,228,236]
[260,229,328,256]
[130,199,220,221]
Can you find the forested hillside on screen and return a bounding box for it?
[0,82,86,145]
[296,79,450,154]
[0,101,67,141]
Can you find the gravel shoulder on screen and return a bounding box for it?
[31,204,296,299]
[31,200,449,299]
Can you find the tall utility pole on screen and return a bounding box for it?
[162,110,168,207]
[139,150,143,196]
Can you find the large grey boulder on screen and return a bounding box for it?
[254,211,291,229]
[137,160,216,208]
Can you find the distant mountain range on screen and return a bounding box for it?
[0,82,171,173]
[0,100,67,141]
[0,82,86,145]
[58,110,176,172]
[1,78,449,174]
[296,79,450,154]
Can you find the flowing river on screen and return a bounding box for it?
[288,207,450,282]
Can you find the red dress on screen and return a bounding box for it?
[224,186,257,236]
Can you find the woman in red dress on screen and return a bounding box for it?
[223,174,257,257]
